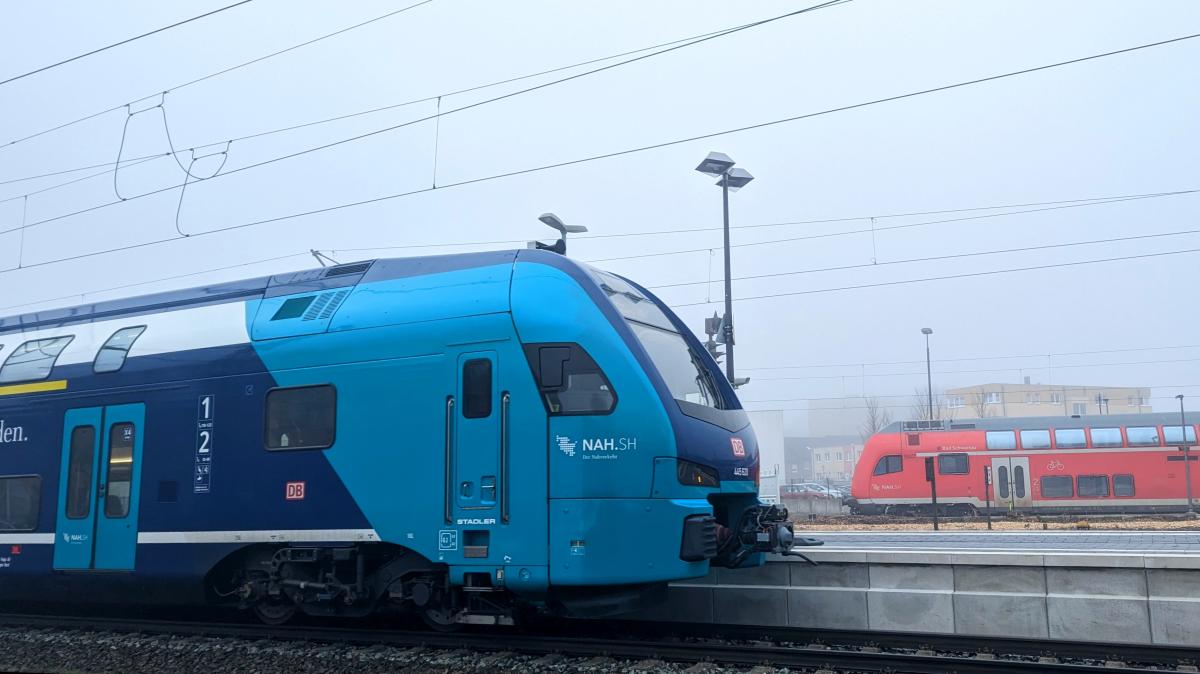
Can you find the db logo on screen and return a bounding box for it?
[730,437,746,458]
[285,481,306,501]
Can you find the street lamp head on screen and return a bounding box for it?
[538,213,587,235]
[695,151,735,177]
[719,167,755,191]
[1178,394,1186,401]
[921,327,933,335]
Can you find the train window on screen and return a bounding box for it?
[104,424,136,518]
[1076,475,1110,497]
[0,335,73,383]
[1113,474,1135,497]
[1126,426,1160,447]
[66,426,95,519]
[937,453,969,475]
[1090,428,1122,448]
[264,385,337,450]
[872,455,903,475]
[271,296,315,320]
[997,466,1010,499]
[1163,426,1197,445]
[1041,476,1073,498]
[985,431,1016,450]
[1013,465,1026,498]
[1054,428,1087,449]
[627,322,722,409]
[0,476,40,532]
[93,326,146,373]
[525,343,616,415]
[1019,430,1051,450]
[462,359,493,419]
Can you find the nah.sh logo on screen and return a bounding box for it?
[730,437,746,457]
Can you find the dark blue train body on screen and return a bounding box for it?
[0,249,794,624]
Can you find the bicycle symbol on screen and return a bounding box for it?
[1046,459,1065,471]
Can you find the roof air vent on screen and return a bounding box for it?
[324,262,372,278]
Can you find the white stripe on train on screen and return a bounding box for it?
[0,529,380,545]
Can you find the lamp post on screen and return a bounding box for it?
[1178,394,1196,517]
[921,328,934,421]
[695,152,753,387]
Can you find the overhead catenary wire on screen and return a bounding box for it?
[2,0,436,149]
[0,1,255,88]
[1,0,852,235]
[323,189,1195,255]
[644,226,1200,290]
[742,385,1197,405]
[741,343,1200,372]
[0,3,847,190]
[750,357,1200,381]
[672,247,1200,307]
[0,29,1196,277]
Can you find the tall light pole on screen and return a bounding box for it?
[922,328,934,421]
[1178,394,1196,517]
[695,152,754,386]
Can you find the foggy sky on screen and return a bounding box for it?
[1,0,1197,435]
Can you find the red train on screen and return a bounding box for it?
[849,412,1199,515]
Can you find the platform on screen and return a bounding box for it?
[803,529,1200,553]
[635,547,1200,646]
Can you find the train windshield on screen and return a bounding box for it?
[589,270,725,409]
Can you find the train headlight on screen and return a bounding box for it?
[677,459,720,488]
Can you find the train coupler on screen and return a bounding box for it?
[713,503,822,568]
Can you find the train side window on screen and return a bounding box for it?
[264,385,337,450]
[0,476,40,531]
[1164,426,1198,445]
[66,426,95,519]
[937,453,969,475]
[1077,475,1110,497]
[1041,476,1073,498]
[1019,430,1051,449]
[93,326,147,373]
[524,343,616,415]
[0,336,73,383]
[1090,428,1122,448]
[1013,465,1026,498]
[996,466,1010,499]
[985,431,1016,450]
[1054,428,1086,449]
[1126,426,1160,447]
[462,359,493,419]
[1113,474,1135,497]
[104,424,136,518]
[873,455,902,476]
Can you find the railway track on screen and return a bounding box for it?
[0,612,1196,673]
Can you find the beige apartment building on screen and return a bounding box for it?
[944,381,1151,418]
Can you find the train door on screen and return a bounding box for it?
[453,353,501,527]
[53,404,145,571]
[989,456,1032,511]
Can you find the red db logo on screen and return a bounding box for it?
[730,437,746,457]
[285,481,306,501]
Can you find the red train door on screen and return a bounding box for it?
[990,457,1031,511]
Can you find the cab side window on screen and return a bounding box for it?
[873,455,903,475]
[524,343,616,415]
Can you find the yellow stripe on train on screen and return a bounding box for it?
[0,379,68,396]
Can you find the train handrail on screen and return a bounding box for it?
[500,392,510,524]
[444,395,454,524]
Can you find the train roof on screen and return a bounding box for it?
[0,249,575,337]
[882,411,1200,433]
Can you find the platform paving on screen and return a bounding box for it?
[801,530,1200,553]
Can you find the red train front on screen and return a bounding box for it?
[849,412,1199,515]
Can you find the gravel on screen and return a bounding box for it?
[0,626,812,674]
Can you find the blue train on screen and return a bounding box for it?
[0,248,797,625]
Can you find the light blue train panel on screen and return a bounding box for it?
[53,404,145,571]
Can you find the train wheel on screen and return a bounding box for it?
[420,605,461,632]
[253,598,298,625]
